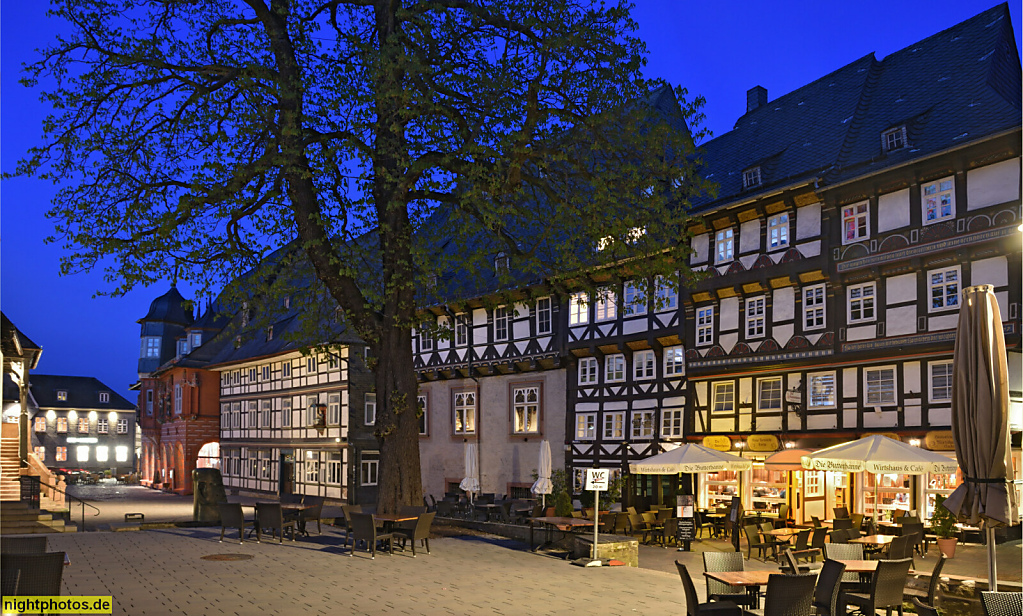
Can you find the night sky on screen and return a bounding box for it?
[2,1,1020,401]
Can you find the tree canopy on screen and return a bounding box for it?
[17,0,708,511]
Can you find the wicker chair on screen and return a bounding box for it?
[832,518,853,531]
[218,503,254,544]
[900,522,925,556]
[842,558,912,616]
[676,561,741,616]
[703,551,756,608]
[1,552,65,596]
[887,534,913,561]
[300,496,326,535]
[661,518,679,547]
[348,512,394,558]
[980,591,1023,616]
[762,573,817,616]
[393,511,435,557]
[642,511,665,545]
[810,528,828,555]
[812,559,847,616]
[0,536,48,554]
[340,503,363,535]
[811,516,822,528]
[611,511,630,535]
[256,502,297,543]
[903,555,946,608]
[834,507,849,519]
[696,511,717,539]
[435,501,456,518]
[1,567,19,596]
[912,598,939,616]
[743,524,777,561]
[828,530,849,544]
[823,543,864,587]
[781,548,821,575]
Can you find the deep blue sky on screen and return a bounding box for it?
[2,1,1020,401]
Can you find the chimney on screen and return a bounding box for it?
[746,86,768,113]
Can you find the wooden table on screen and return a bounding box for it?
[850,534,895,546]
[834,559,879,573]
[529,516,594,553]
[766,527,801,538]
[703,570,773,608]
[281,504,312,536]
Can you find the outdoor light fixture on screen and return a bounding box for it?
[88,411,97,421]
[909,439,921,447]
[68,410,77,421]
[46,410,56,420]
[108,411,117,422]
[785,441,795,449]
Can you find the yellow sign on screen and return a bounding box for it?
[925,431,955,451]
[702,435,732,451]
[747,434,780,452]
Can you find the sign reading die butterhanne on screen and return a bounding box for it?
[585,468,609,491]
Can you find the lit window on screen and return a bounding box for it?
[97,418,109,434]
[305,457,321,483]
[326,452,342,485]
[803,284,826,330]
[142,337,160,359]
[715,229,734,263]
[595,289,617,322]
[57,390,68,402]
[743,166,762,188]
[99,392,110,403]
[455,314,468,346]
[78,418,90,433]
[605,354,625,383]
[631,410,655,439]
[842,202,869,243]
[767,214,788,249]
[808,372,836,408]
[576,413,596,440]
[117,418,129,434]
[696,306,714,346]
[494,306,510,341]
[418,395,428,436]
[536,298,552,335]
[34,417,46,432]
[177,339,188,356]
[57,417,68,433]
[191,333,202,348]
[664,345,685,376]
[96,446,109,463]
[865,367,896,406]
[77,446,90,462]
[115,446,129,462]
[569,292,589,325]
[56,447,67,462]
[655,275,677,311]
[929,361,953,402]
[365,393,377,426]
[624,282,646,316]
[746,297,766,338]
[661,408,683,438]
[453,391,475,434]
[578,357,598,385]
[929,266,960,312]
[757,378,783,412]
[512,386,540,434]
[882,126,906,152]
[603,411,625,440]
[361,451,379,486]
[633,350,655,380]
[711,382,734,414]
[922,177,955,223]
[34,446,45,461]
[847,282,876,323]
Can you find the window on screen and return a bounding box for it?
[494,252,509,275]
[757,378,783,412]
[711,382,734,414]
[266,326,274,342]
[115,446,129,462]
[56,447,67,462]
[191,333,202,348]
[77,446,89,462]
[117,418,128,434]
[631,410,655,439]
[865,367,896,406]
[655,275,677,310]
[260,400,272,428]
[746,297,766,338]
[361,451,379,486]
[221,404,230,429]
[576,413,596,440]
[633,350,655,380]
[512,386,539,434]
[34,417,46,432]
[96,446,109,463]
[282,362,291,378]
[929,267,960,312]
[418,395,428,435]
[803,284,826,330]
[624,282,646,316]
[453,391,475,434]
[455,314,468,346]
[664,346,685,376]
[364,393,377,426]
[930,361,953,402]
[146,390,153,416]
[261,365,270,381]
[536,298,552,335]
[174,383,182,414]
[842,202,869,243]
[307,356,317,373]
[743,166,762,188]
[494,306,510,341]
[327,393,340,425]
[696,307,714,346]
[99,392,110,403]
[231,402,241,429]
[326,453,343,485]
[57,417,68,433]
[282,398,292,428]
[305,458,321,483]
[141,337,160,358]
[419,326,433,351]
[57,390,68,402]
[33,446,45,461]
[97,418,108,434]
[305,400,319,427]
[603,411,625,440]
[578,357,598,385]
[248,368,257,382]
[882,126,906,152]
[605,354,625,383]
[767,214,788,249]
[922,177,955,223]
[569,292,589,325]
[661,408,683,438]
[595,289,616,322]
[247,401,258,429]
[847,282,876,323]
[327,353,339,369]
[78,418,89,433]
[808,372,836,408]
[258,450,271,479]
[715,229,734,263]
[177,339,188,356]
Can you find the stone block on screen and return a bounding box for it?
[572,534,639,567]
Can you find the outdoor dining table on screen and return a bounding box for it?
[372,513,418,532]
[850,534,895,547]
[528,516,594,554]
[702,570,772,609]
[280,504,313,537]
[473,503,502,521]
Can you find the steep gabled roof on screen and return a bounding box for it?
[28,374,135,411]
[1,312,42,369]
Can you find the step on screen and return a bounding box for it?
[0,511,53,522]
[0,519,67,534]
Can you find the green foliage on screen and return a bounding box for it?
[554,490,573,518]
[578,472,624,511]
[930,495,958,539]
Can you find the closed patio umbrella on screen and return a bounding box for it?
[530,439,553,509]
[459,442,480,504]
[944,285,1017,591]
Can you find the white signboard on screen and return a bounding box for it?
[585,468,609,491]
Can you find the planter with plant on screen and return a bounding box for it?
[930,494,959,558]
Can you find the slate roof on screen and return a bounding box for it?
[1,311,43,368]
[27,374,136,411]
[138,286,194,325]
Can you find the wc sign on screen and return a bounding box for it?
[585,468,610,491]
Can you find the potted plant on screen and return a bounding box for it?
[930,494,959,558]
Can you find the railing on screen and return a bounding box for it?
[37,478,100,532]
[25,453,63,504]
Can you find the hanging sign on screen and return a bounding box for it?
[747,435,779,452]
[925,431,955,451]
[702,435,732,452]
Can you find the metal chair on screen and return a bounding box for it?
[761,572,817,616]
[903,555,946,608]
[703,551,756,608]
[218,503,254,544]
[393,511,435,557]
[347,512,394,559]
[676,561,741,616]
[980,591,1023,616]
[0,552,65,596]
[842,558,913,616]
[256,502,297,543]
[812,559,847,616]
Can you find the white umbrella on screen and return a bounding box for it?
[764,448,814,472]
[459,442,480,503]
[530,439,553,509]
[629,443,752,474]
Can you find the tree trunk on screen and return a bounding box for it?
[373,325,422,514]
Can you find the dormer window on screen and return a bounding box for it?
[57,390,68,402]
[266,326,274,342]
[191,333,201,348]
[177,339,188,356]
[283,295,291,310]
[597,237,612,252]
[742,166,762,189]
[99,392,110,403]
[494,252,509,275]
[425,273,437,289]
[882,126,906,152]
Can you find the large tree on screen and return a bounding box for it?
[18,0,707,512]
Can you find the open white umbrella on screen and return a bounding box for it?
[944,285,1017,591]
[459,442,480,503]
[530,439,553,509]
[629,443,752,474]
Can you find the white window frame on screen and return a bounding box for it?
[34,446,45,461]
[248,400,258,429]
[631,410,655,439]
[512,386,540,434]
[746,296,766,339]
[364,393,377,426]
[259,400,271,428]
[743,166,762,188]
[455,314,468,346]
[578,357,598,385]
[143,337,160,358]
[282,398,292,428]
[418,395,428,436]
[696,306,714,347]
[928,266,961,313]
[624,282,646,316]
[807,372,837,409]
[78,417,89,434]
[536,297,552,335]
[177,339,188,356]
[453,391,476,435]
[569,292,589,325]
[664,345,685,377]
[34,417,46,432]
[847,282,876,324]
[57,417,68,433]
[633,350,655,380]
[326,453,343,485]
[882,126,906,152]
[261,365,270,381]
[248,367,257,382]
[711,382,734,414]
[576,413,596,440]
[767,213,789,250]
[173,383,183,414]
[99,392,110,403]
[307,357,317,373]
[655,275,677,311]
[715,228,734,263]
[603,411,625,440]
[929,361,954,403]
[282,362,291,378]
[803,284,826,331]
[841,202,870,244]
[757,377,783,413]
[97,418,109,434]
[419,326,433,351]
[595,288,617,322]
[494,306,510,341]
[660,408,683,438]
[604,354,625,383]
[922,177,955,224]
[361,451,379,486]
[56,447,67,462]
[864,366,897,406]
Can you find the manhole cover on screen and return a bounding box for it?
[202,554,254,561]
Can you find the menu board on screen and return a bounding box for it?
[676,495,695,543]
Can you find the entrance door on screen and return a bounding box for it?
[280,458,294,497]
[802,470,827,522]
